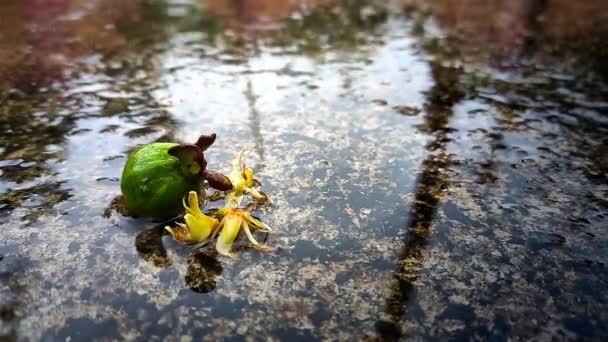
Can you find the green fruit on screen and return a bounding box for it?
[119,133,233,219]
[120,142,204,219]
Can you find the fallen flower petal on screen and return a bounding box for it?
[214,207,272,256]
[165,191,218,244]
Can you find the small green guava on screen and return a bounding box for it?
[120,133,232,219]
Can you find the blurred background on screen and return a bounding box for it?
[0,0,607,340]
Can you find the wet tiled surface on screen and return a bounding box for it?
[0,0,607,340]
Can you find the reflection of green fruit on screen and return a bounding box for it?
[120,142,203,219]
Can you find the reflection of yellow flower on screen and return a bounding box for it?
[165,191,218,244]
[225,148,266,206]
[214,207,272,257]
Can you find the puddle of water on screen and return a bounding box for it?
[1,0,607,340]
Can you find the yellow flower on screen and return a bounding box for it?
[213,207,272,257]
[165,191,219,244]
[225,148,266,207]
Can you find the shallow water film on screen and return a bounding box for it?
[1,0,607,340]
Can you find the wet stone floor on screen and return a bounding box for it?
[1,0,607,341]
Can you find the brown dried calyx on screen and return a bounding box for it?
[196,133,217,151]
[203,170,233,191]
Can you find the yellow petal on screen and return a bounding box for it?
[248,188,267,201]
[247,214,272,232]
[216,207,229,216]
[231,148,246,169]
[184,213,218,241]
[243,222,274,252]
[229,149,249,192]
[224,192,243,208]
[242,222,260,246]
[164,225,177,237]
[210,218,224,240]
[165,222,194,243]
[183,191,202,216]
[216,215,242,256]
[243,167,254,187]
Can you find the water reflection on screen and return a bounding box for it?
[402,0,608,76]
[244,80,266,168]
[203,0,388,54]
[377,59,463,338]
[203,0,305,31]
[185,249,223,293]
[372,2,608,338]
[135,216,224,293]
[0,255,31,340]
[135,224,172,268]
[0,0,143,91]
[0,0,607,340]
[0,0,179,223]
